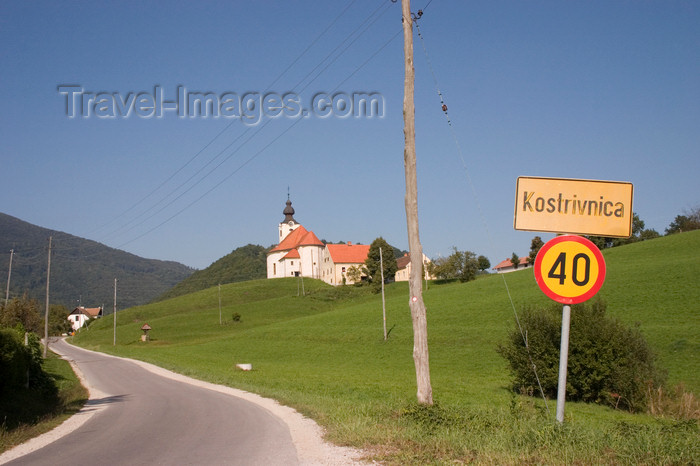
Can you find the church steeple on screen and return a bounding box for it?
[278,194,299,242]
[282,197,296,223]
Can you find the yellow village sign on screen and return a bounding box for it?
[514,177,634,237]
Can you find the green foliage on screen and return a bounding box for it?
[0,328,58,429]
[1,351,87,452]
[364,237,398,291]
[0,296,42,333]
[0,212,193,309]
[158,244,268,301]
[498,300,665,412]
[528,236,544,265]
[510,252,520,269]
[345,265,363,284]
[588,212,661,248]
[48,304,72,336]
[428,247,480,282]
[477,254,490,272]
[665,206,700,234]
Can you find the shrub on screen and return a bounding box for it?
[498,300,665,412]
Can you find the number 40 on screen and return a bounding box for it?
[547,252,590,286]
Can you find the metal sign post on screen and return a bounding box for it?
[534,235,607,424]
[555,304,571,423]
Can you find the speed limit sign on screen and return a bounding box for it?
[534,235,606,304]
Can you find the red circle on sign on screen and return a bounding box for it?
[534,235,606,305]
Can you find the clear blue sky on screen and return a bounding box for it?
[1,1,698,269]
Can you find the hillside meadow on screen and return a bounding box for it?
[72,231,700,464]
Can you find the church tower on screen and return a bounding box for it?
[278,196,299,242]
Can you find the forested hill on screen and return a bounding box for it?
[157,244,268,301]
[0,212,194,309]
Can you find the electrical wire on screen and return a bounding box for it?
[413,12,551,417]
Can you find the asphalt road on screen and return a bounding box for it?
[4,339,298,465]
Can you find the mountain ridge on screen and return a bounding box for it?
[0,212,194,309]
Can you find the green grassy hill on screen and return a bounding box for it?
[156,244,268,301]
[73,231,700,464]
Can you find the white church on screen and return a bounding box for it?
[266,198,371,285]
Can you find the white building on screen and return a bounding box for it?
[321,242,370,285]
[267,198,325,279]
[266,198,370,285]
[492,255,531,273]
[68,306,102,331]
[394,252,434,281]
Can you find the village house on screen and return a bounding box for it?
[492,255,530,274]
[394,252,435,281]
[68,306,103,331]
[321,242,371,285]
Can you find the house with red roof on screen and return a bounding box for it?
[68,306,103,331]
[321,242,371,285]
[492,255,531,274]
[266,197,370,285]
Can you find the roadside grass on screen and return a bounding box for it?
[0,351,88,454]
[72,231,700,464]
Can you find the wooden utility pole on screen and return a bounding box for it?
[43,237,52,358]
[113,278,117,346]
[380,247,387,340]
[402,0,433,405]
[218,283,222,325]
[5,248,13,307]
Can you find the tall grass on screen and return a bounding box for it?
[0,352,88,454]
[72,231,700,464]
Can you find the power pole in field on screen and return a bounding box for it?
[5,249,13,307]
[44,237,52,358]
[380,247,387,341]
[113,278,117,346]
[402,0,433,405]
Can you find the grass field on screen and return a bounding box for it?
[72,231,700,464]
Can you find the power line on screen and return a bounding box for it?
[92,1,374,244]
[413,12,551,416]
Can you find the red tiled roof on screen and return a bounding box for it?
[71,306,102,317]
[493,256,529,270]
[270,226,309,252]
[282,249,300,259]
[298,230,324,247]
[326,244,370,264]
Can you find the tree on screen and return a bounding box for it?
[427,248,480,283]
[477,255,491,272]
[0,295,42,334]
[48,304,72,336]
[527,236,545,265]
[458,251,478,283]
[364,237,398,291]
[665,207,700,235]
[345,265,363,285]
[587,213,659,248]
[510,253,520,270]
